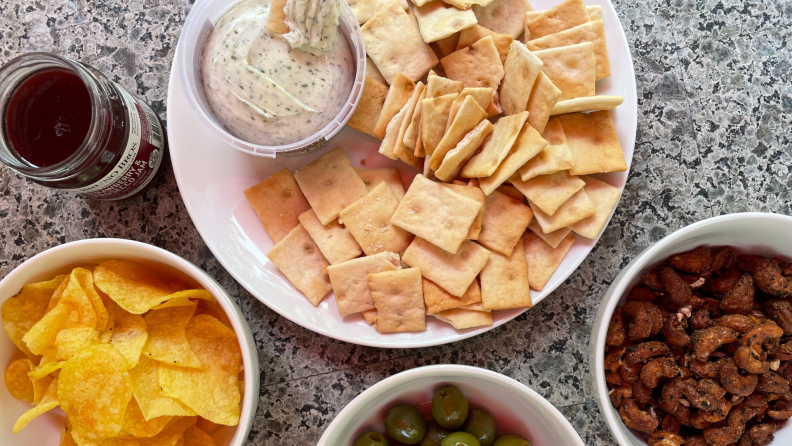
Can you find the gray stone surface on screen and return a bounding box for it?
[0,0,790,444]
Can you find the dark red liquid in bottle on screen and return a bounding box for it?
[4,68,92,167]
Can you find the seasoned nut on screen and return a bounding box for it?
[766,401,792,420]
[710,267,743,296]
[757,371,791,394]
[720,274,755,315]
[629,286,658,302]
[633,381,654,404]
[690,326,738,361]
[663,314,690,348]
[764,299,792,335]
[606,370,623,386]
[618,398,659,434]
[606,306,626,347]
[661,413,682,435]
[703,408,746,446]
[641,357,680,388]
[711,247,734,271]
[670,246,712,274]
[737,255,766,274]
[605,347,625,372]
[690,309,713,330]
[620,360,642,384]
[609,384,633,408]
[659,378,692,426]
[734,325,784,374]
[624,301,664,341]
[715,314,759,333]
[691,397,732,428]
[661,267,692,307]
[647,430,685,446]
[753,259,792,298]
[626,341,672,364]
[643,270,664,291]
[720,358,759,396]
[690,358,722,379]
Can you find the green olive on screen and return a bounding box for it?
[441,432,481,446]
[431,386,470,429]
[385,405,427,444]
[354,431,390,446]
[492,434,531,446]
[462,409,497,446]
[419,420,453,446]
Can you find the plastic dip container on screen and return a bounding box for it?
[178,0,366,158]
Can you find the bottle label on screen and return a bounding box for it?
[64,83,165,200]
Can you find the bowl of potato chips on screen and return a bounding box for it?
[0,238,258,446]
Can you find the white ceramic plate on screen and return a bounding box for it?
[166,0,637,348]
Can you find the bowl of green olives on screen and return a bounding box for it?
[317,365,584,446]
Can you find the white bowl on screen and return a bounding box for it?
[318,364,584,446]
[589,212,792,446]
[0,239,259,446]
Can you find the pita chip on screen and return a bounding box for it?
[299,209,362,264]
[436,33,461,56]
[266,0,289,34]
[525,71,562,133]
[366,56,388,85]
[551,95,623,115]
[456,25,514,64]
[327,251,401,317]
[424,278,481,314]
[473,0,534,38]
[373,74,416,139]
[461,111,528,178]
[430,95,487,170]
[404,88,428,150]
[267,224,332,305]
[427,74,464,98]
[478,123,548,195]
[477,190,534,256]
[511,170,585,217]
[379,101,411,159]
[533,42,596,101]
[362,309,378,326]
[587,5,603,21]
[362,1,439,84]
[518,116,574,180]
[528,218,572,249]
[441,36,505,91]
[442,183,487,239]
[435,120,494,182]
[480,241,531,310]
[523,231,575,290]
[244,169,311,243]
[447,88,498,126]
[558,111,627,175]
[568,176,622,239]
[497,184,524,201]
[368,268,426,333]
[499,42,543,116]
[421,93,459,155]
[294,148,368,224]
[414,0,478,43]
[432,308,493,329]
[340,181,415,255]
[393,83,427,169]
[349,0,410,25]
[525,0,589,40]
[354,167,406,200]
[529,188,595,233]
[527,20,610,79]
[391,174,483,254]
[402,238,491,297]
[348,77,390,138]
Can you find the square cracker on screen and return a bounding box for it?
[427,74,464,98]
[404,88,428,150]
[525,71,562,134]
[414,0,478,43]
[518,116,574,181]
[393,83,427,169]
[430,96,487,170]
[533,42,596,101]
[327,251,401,317]
[341,182,415,256]
[391,174,483,254]
[294,148,369,225]
[496,184,524,201]
[402,238,491,297]
[348,77,390,138]
[447,88,499,126]
[480,240,531,310]
[441,36,505,92]
[551,95,623,116]
[456,25,513,64]
[368,268,426,333]
[529,188,595,233]
[354,167,405,200]
[499,42,543,116]
[244,169,311,243]
[424,277,481,314]
[421,93,459,156]
[528,218,572,249]
[379,102,411,160]
[527,20,610,79]
[524,0,589,40]
[441,183,487,239]
[436,34,461,57]
[298,209,362,264]
[266,0,289,34]
[511,170,585,217]
[477,190,534,256]
[523,231,575,290]
[568,176,622,239]
[362,1,439,84]
[349,0,410,25]
[479,123,548,196]
[373,73,416,139]
[432,308,493,329]
[461,111,528,178]
[362,309,378,326]
[558,111,628,175]
[473,0,534,38]
[435,120,494,183]
[267,224,332,305]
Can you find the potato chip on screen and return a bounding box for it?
[131,356,196,420]
[414,0,478,43]
[299,208,362,265]
[525,71,562,134]
[121,398,173,438]
[511,170,585,216]
[354,167,406,200]
[529,188,595,233]
[533,42,596,101]
[159,315,242,426]
[528,218,572,249]
[477,190,534,256]
[517,116,574,180]
[430,95,487,170]
[523,232,575,290]
[60,344,132,439]
[71,415,197,446]
[327,251,401,317]
[22,297,73,356]
[499,41,543,115]
[5,358,34,403]
[94,260,174,315]
[478,123,548,196]
[340,181,415,256]
[73,267,109,333]
[551,95,623,115]
[441,36,504,92]
[421,93,458,156]
[424,277,481,314]
[13,376,59,434]
[558,111,627,175]
[348,77,390,138]
[195,418,219,434]
[373,73,416,139]
[435,120,494,183]
[183,425,217,446]
[461,111,528,178]
[2,274,66,359]
[150,290,215,311]
[402,238,491,297]
[456,25,513,64]
[61,424,78,446]
[32,374,53,405]
[46,274,70,312]
[142,304,203,369]
[441,184,486,240]
[527,20,610,80]
[29,355,65,380]
[472,0,534,38]
[368,268,426,333]
[480,241,531,310]
[56,326,100,360]
[524,0,589,40]
[432,308,493,329]
[568,176,622,239]
[244,169,312,244]
[110,303,148,369]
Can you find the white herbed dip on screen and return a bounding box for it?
[201,0,354,145]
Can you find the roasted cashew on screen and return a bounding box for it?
[626,341,671,364]
[661,267,692,308]
[764,299,792,335]
[720,274,755,315]
[766,401,792,420]
[618,397,659,434]
[624,301,664,341]
[716,314,759,333]
[641,357,680,388]
[647,431,685,446]
[605,346,624,372]
[735,325,784,374]
[607,306,626,347]
[691,326,738,361]
[753,259,792,297]
[720,358,759,396]
[620,360,642,384]
[757,371,791,394]
[669,246,712,274]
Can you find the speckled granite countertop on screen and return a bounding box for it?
[1,0,790,444]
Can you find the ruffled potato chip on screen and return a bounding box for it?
[5,358,34,402]
[94,260,174,314]
[183,425,216,446]
[110,302,148,369]
[22,299,73,356]
[59,344,132,440]
[3,275,67,358]
[62,268,100,330]
[150,290,215,311]
[194,418,219,434]
[131,356,196,421]
[56,327,100,360]
[159,315,242,426]
[14,377,59,434]
[142,305,202,369]
[71,415,196,446]
[121,398,173,438]
[73,268,109,333]
[29,357,65,380]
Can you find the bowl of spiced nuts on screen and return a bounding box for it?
[590,212,792,446]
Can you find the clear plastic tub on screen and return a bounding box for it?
[177,0,366,158]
